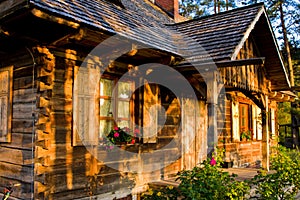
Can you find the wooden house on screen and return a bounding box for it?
[0,0,295,199]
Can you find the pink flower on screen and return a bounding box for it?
[210,157,217,166]
[114,126,119,131]
[131,139,135,144]
[134,128,140,135]
[109,146,114,150]
[114,132,119,137]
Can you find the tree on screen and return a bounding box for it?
[179,0,237,18]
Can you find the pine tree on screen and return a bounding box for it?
[179,0,237,18]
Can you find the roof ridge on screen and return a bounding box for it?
[169,2,264,26]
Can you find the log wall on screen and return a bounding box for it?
[0,49,36,200]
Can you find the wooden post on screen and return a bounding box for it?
[206,71,218,157]
[262,95,269,171]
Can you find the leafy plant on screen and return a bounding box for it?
[141,185,179,200]
[105,126,138,145]
[251,146,300,200]
[240,129,252,141]
[141,155,250,200]
[177,159,250,200]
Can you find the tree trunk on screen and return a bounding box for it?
[214,0,217,14]
[279,2,299,147]
[279,2,294,86]
[226,0,228,11]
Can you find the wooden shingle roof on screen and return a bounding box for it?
[171,3,290,90]
[0,0,290,90]
[28,0,183,55]
[171,4,263,61]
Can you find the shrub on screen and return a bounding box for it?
[251,146,300,200]
[141,157,250,200]
[177,159,249,200]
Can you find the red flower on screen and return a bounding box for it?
[210,157,217,166]
[134,128,140,135]
[114,132,119,137]
[131,139,135,144]
[114,126,119,131]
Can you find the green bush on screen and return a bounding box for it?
[141,146,300,200]
[141,157,250,200]
[251,146,300,200]
[176,159,249,200]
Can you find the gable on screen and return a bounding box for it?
[173,3,290,91]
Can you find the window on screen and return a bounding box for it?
[0,66,13,143]
[239,103,249,133]
[99,78,134,139]
[73,65,135,146]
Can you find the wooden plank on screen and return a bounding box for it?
[1,132,33,149]
[12,103,34,119]
[12,119,34,133]
[13,76,34,90]
[0,176,33,200]
[13,88,37,104]
[0,147,33,165]
[0,162,33,182]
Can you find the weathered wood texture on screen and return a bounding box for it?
[0,50,36,200]
[218,38,267,93]
[32,47,209,199]
[217,141,262,167]
[217,95,232,143]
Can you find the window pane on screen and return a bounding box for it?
[118,101,129,118]
[118,81,132,99]
[100,79,113,97]
[100,99,112,117]
[99,120,113,137]
[117,120,129,129]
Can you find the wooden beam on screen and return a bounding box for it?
[262,95,269,171]
[176,57,265,72]
[205,71,218,157]
[31,8,80,29]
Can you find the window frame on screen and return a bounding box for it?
[99,77,135,141]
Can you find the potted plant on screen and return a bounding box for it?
[240,129,251,141]
[103,126,140,148]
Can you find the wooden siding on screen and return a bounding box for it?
[31,47,207,199]
[218,37,268,93]
[0,51,36,200]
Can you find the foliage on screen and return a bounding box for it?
[179,0,237,18]
[251,146,300,199]
[141,185,180,200]
[278,102,292,125]
[141,146,300,199]
[141,156,250,200]
[176,159,250,199]
[240,129,252,141]
[105,126,138,145]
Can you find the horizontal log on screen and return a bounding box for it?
[12,103,34,119]
[0,176,33,200]
[12,119,34,133]
[51,98,72,112]
[13,76,35,90]
[13,88,37,104]
[0,162,33,183]
[1,132,33,149]
[0,147,33,165]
